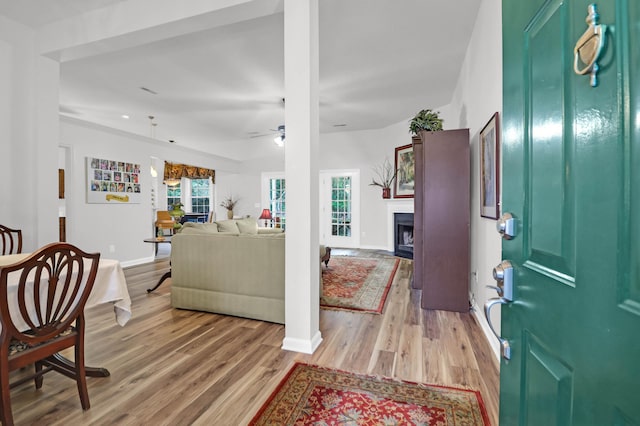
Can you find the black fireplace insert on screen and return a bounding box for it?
[394,212,414,259]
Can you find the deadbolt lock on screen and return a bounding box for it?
[497,213,517,240]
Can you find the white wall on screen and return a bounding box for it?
[0,16,59,250]
[0,12,410,261]
[238,120,415,249]
[234,155,285,221]
[1,0,502,358]
[445,0,503,359]
[214,172,263,221]
[60,117,240,266]
[0,18,27,237]
[65,117,416,256]
[319,122,414,249]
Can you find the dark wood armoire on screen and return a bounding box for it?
[412,128,470,312]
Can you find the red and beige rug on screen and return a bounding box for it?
[320,256,399,314]
[249,363,490,425]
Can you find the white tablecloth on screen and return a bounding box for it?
[0,253,132,327]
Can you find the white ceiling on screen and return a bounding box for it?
[0,0,482,161]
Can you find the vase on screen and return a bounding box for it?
[227,210,234,219]
[382,187,391,199]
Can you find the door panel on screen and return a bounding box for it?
[501,0,640,424]
[522,331,573,426]
[526,0,575,280]
[620,0,640,317]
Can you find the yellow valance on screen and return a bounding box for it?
[163,161,215,184]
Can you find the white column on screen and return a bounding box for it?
[282,0,322,353]
[35,55,61,246]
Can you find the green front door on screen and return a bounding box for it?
[500,1,640,424]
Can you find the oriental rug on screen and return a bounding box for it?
[249,363,490,426]
[320,256,399,314]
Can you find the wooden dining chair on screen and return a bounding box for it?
[0,225,22,255]
[0,242,100,426]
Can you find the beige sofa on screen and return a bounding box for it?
[171,219,286,323]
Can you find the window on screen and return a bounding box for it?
[265,176,286,230]
[167,183,181,210]
[269,177,286,229]
[190,179,210,213]
[166,178,211,214]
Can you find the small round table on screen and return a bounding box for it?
[144,236,171,256]
[144,237,172,292]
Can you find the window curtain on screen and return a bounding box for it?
[163,161,215,184]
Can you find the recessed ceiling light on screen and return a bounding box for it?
[121,114,130,119]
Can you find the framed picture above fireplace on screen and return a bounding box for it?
[394,144,415,198]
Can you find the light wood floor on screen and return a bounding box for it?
[9,249,499,425]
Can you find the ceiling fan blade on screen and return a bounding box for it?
[248,132,272,139]
[247,124,284,139]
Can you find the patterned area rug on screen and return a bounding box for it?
[249,363,490,425]
[320,256,399,314]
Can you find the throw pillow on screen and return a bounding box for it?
[216,219,240,233]
[179,227,204,235]
[236,217,258,234]
[179,222,219,234]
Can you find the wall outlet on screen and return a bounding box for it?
[108,245,115,253]
[472,270,479,287]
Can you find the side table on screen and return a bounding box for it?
[143,237,172,292]
[144,235,171,256]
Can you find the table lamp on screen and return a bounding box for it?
[259,208,273,227]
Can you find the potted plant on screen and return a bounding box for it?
[369,158,396,199]
[409,109,444,136]
[220,196,239,219]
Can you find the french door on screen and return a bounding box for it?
[319,170,359,248]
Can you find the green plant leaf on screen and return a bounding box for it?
[408,109,444,135]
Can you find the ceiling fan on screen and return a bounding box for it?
[246,97,285,144]
[273,125,285,146]
[249,124,285,146]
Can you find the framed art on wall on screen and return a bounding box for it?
[480,112,500,219]
[86,157,142,204]
[394,144,415,198]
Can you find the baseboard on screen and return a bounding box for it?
[357,244,392,251]
[471,301,501,363]
[121,256,155,268]
[282,331,323,354]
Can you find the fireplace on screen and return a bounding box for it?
[394,213,414,259]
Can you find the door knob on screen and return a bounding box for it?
[492,260,514,301]
[496,212,517,239]
[484,297,512,360]
[485,260,515,359]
